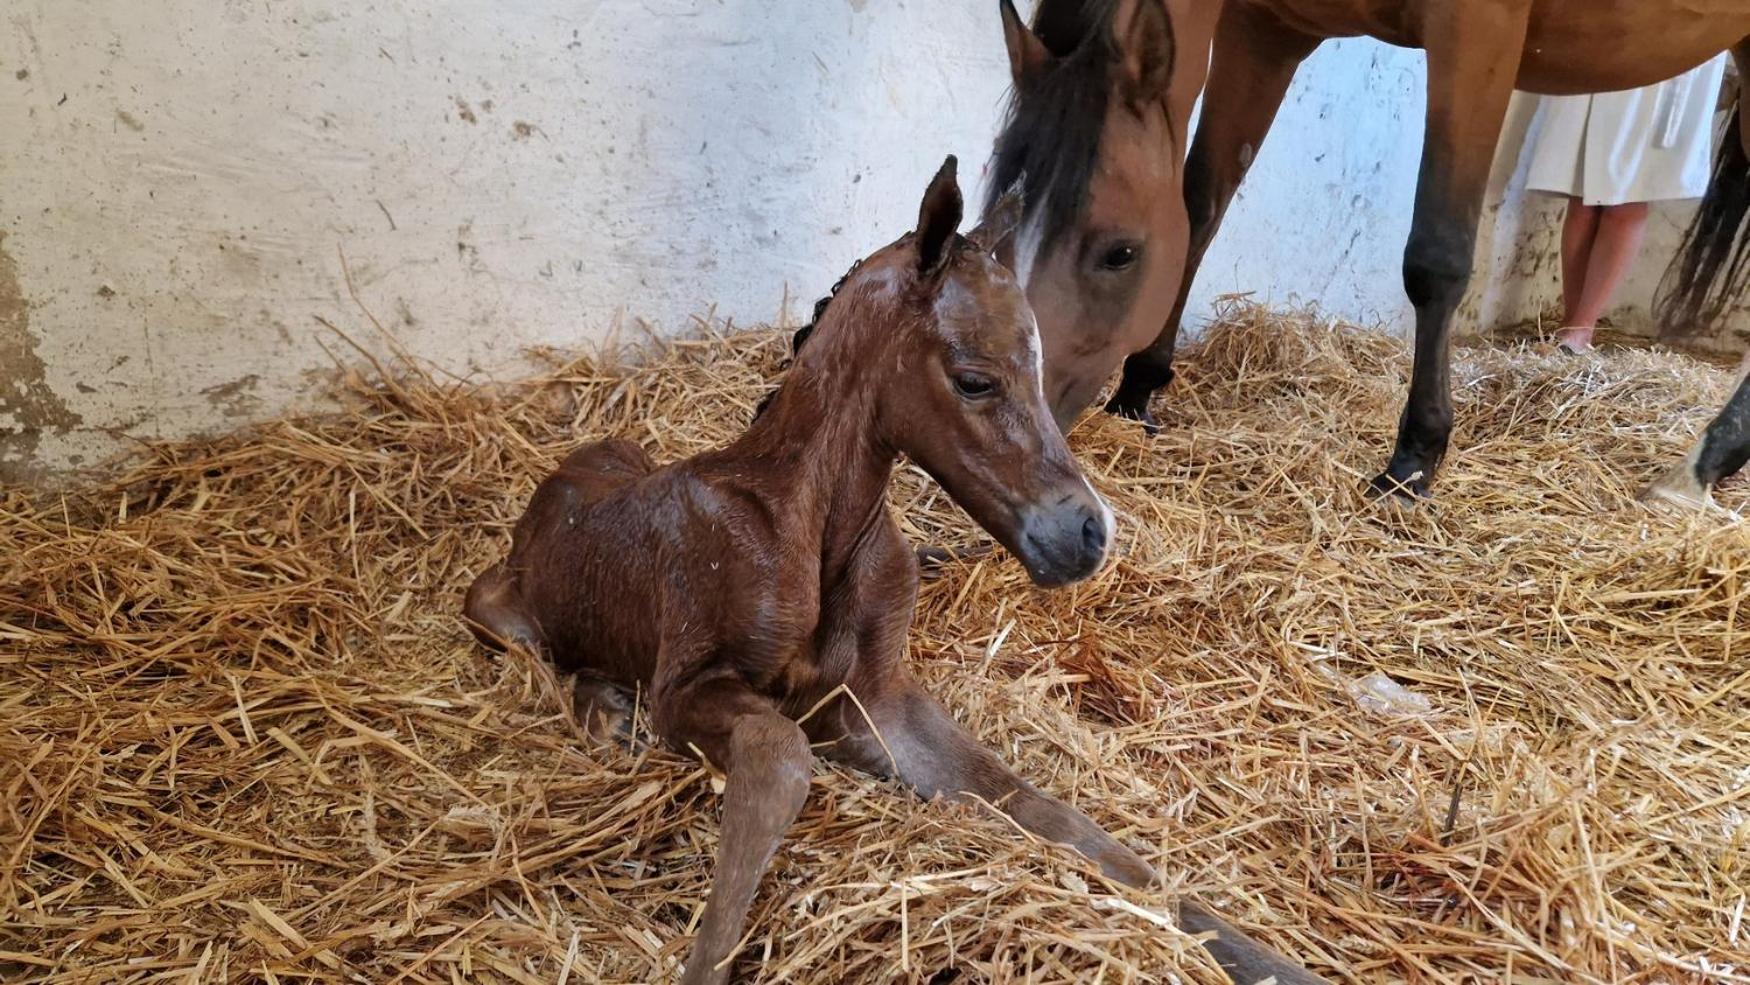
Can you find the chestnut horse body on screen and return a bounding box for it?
[992,0,1750,499]
[465,160,1326,984]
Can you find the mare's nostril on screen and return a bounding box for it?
[1081,513,1106,554]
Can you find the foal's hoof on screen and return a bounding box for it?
[916,543,994,577]
[1103,392,1161,436]
[1367,468,1431,503]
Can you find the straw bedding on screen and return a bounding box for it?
[3,301,1748,984]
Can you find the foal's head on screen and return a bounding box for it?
[799,156,1112,586]
[985,0,1204,429]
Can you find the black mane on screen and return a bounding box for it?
[983,0,1148,252]
[751,259,862,421]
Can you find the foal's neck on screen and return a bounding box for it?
[731,307,901,581]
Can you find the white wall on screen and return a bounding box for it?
[3,5,1728,483]
[1186,39,1425,332]
[2,0,1014,481]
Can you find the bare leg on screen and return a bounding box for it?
[656,681,812,985]
[1107,5,1321,427]
[1560,201,1651,350]
[1643,349,1750,509]
[1559,197,1600,320]
[823,675,1329,985]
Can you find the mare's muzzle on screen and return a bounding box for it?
[1015,488,1113,587]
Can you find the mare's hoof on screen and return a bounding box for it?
[1367,469,1431,503]
[1103,392,1160,436]
[1638,475,1717,513]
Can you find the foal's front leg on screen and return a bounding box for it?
[656,679,813,985]
[826,675,1329,985]
[827,676,1155,886]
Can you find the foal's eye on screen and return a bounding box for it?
[1098,243,1141,272]
[952,373,997,400]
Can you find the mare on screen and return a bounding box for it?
[463,159,1328,984]
[987,0,1750,499]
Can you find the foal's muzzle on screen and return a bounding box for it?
[1015,488,1114,587]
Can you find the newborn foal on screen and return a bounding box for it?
[465,159,1321,984]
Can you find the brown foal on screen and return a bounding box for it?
[464,158,1324,984]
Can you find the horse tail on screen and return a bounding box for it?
[1656,70,1749,336]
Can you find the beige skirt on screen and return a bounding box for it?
[1524,55,1728,206]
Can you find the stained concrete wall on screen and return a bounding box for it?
[0,4,1731,484]
[1185,40,1425,330]
[1470,88,1743,349]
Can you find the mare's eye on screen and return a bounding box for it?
[952,373,997,400]
[1098,243,1141,271]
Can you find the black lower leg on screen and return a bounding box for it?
[1372,219,1468,499]
[1105,351,1176,430]
[1695,373,1750,488]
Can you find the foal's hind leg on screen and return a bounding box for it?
[469,440,654,650]
[463,564,545,652]
[1642,351,1750,511]
[573,675,639,747]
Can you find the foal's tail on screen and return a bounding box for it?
[1656,60,1748,336]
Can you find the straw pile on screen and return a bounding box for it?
[4,301,1748,984]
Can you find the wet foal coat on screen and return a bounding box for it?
[465,159,1325,984]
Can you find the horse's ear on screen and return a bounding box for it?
[1114,0,1174,100]
[916,155,963,278]
[999,0,1051,86]
[967,177,1024,254]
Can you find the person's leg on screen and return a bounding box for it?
[1559,196,1600,321]
[1558,200,1651,351]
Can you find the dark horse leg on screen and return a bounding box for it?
[1643,350,1750,509]
[1107,4,1321,429]
[1372,2,1533,499]
[465,439,656,740]
[464,439,655,651]
[1642,40,1750,510]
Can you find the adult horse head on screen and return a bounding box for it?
[990,0,1750,502]
[985,0,1214,434]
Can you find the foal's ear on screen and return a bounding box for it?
[967,177,1023,255]
[999,0,1051,86]
[916,155,963,279]
[1114,0,1174,100]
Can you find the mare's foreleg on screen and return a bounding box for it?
[656,679,812,985]
[822,675,1329,985]
[1374,1,1531,499]
[1108,6,1320,429]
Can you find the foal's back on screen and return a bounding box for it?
[472,437,816,693]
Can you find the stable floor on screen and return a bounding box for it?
[3,303,1746,983]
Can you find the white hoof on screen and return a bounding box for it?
[1639,473,1716,513]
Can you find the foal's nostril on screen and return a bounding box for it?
[1081,513,1106,554]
